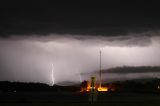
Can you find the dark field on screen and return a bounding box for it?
[0,92,160,106]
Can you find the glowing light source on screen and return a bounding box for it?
[80,79,108,92]
[80,81,91,92]
[97,87,108,92]
[81,83,108,92]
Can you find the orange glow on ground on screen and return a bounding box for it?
[86,83,91,92]
[80,81,108,92]
[97,87,108,92]
[80,81,91,92]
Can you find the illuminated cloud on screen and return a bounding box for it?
[0,33,160,85]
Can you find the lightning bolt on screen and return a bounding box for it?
[51,63,55,86]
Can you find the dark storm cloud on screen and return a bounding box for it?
[102,66,160,74]
[81,67,160,75]
[1,1,160,37]
[81,66,160,82]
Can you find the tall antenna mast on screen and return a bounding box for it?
[99,50,102,88]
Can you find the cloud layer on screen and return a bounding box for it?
[0,32,160,85]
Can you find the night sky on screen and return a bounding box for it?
[0,1,160,85]
[1,1,160,36]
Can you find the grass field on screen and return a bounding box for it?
[1,102,160,106]
[0,92,160,106]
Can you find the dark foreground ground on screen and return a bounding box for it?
[0,92,160,106]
